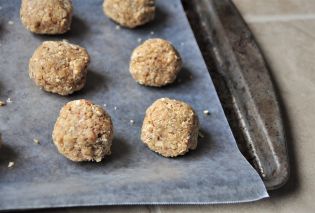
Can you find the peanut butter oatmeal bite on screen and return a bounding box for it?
[53,100,114,162]
[29,41,90,96]
[103,0,155,28]
[141,98,199,157]
[130,38,182,87]
[20,0,73,34]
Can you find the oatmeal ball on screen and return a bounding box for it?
[20,0,73,34]
[103,0,155,28]
[141,98,199,157]
[29,41,90,96]
[130,39,182,87]
[52,100,114,162]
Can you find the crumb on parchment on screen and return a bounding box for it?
[198,131,204,138]
[8,162,15,168]
[0,133,2,147]
[203,110,210,115]
[33,139,40,144]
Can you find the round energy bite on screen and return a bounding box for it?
[141,98,199,157]
[130,39,182,87]
[103,0,155,28]
[20,0,73,34]
[52,100,114,162]
[29,41,90,96]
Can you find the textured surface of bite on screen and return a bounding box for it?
[103,0,155,28]
[20,0,73,34]
[130,38,182,87]
[52,100,114,162]
[29,41,90,96]
[141,98,199,157]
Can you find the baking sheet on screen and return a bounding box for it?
[0,0,267,210]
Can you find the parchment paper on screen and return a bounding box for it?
[0,0,267,210]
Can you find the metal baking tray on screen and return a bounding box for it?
[182,0,289,190]
[0,0,269,210]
